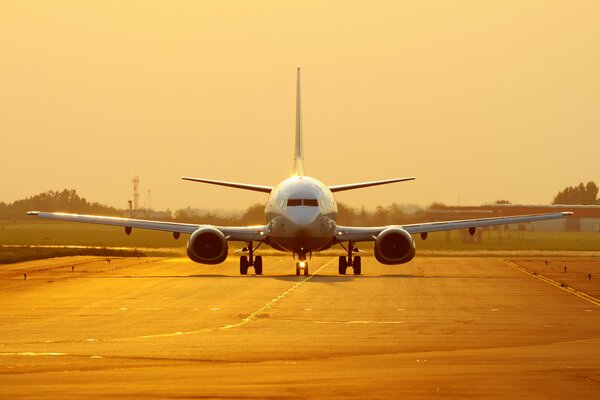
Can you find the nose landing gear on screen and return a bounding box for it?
[239,241,263,275]
[295,261,309,276]
[338,241,361,275]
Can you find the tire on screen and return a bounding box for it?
[338,256,347,275]
[295,262,300,276]
[254,256,263,275]
[303,263,309,276]
[240,256,249,275]
[353,256,362,275]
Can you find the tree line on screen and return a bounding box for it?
[1,182,598,223]
[0,189,425,225]
[0,189,121,220]
[552,181,599,205]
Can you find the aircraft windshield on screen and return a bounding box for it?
[287,198,319,207]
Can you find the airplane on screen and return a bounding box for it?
[28,67,572,276]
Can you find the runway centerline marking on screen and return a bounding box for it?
[503,260,600,307]
[137,259,334,339]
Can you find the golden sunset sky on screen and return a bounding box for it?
[1,1,599,212]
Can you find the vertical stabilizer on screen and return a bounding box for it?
[293,66,304,176]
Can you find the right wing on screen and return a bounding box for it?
[335,212,573,242]
[181,177,273,193]
[27,211,268,242]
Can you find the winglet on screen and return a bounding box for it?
[293,66,304,176]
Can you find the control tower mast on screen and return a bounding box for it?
[132,174,140,214]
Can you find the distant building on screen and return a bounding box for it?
[424,204,600,232]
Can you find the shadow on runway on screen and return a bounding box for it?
[111,274,446,281]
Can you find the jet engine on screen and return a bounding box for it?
[186,227,228,264]
[374,227,416,265]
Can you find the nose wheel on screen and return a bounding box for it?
[295,261,309,276]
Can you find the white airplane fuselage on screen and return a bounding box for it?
[265,175,337,259]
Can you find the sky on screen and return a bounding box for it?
[1,1,599,212]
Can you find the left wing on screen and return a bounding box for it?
[27,211,268,242]
[335,212,573,242]
[181,177,273,193]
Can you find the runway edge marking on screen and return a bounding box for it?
[138,259,334,339]
[503,259,600,307]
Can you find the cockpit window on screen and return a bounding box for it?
[287,198,319,207]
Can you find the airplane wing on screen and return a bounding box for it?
[181,177,273,193]
[335,212,573,242]
[329,177,415,192]
[26,211,268,242]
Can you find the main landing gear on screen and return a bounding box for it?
[240,241,263,275]
[338,241,361,275]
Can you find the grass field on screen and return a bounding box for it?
[1,220,598,264]
[0,220,182,264]
[416,229,600,251]
[0,246,180,265]
[0,220,181,248]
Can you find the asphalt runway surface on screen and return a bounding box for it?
[1,255,599,399]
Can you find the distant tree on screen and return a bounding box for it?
[0,189,121,219]
[239,204,266,225]
[586,181,599,204]
[429,202,448,210]
[552,181,599,205]
[336,202,356,225]
[494,200,511,204]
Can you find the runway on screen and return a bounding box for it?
[1,255,599,399]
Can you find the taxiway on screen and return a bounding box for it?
[1,255,599,399]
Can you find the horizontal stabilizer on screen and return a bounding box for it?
[329,177,415,193]
[182,177,273,193]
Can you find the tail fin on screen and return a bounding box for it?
[293,66,304,176]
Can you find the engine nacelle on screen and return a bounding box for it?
[374,227,416,265]
[186,227,228,264]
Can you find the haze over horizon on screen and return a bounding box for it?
[2,1,599,212]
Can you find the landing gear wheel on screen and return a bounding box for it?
[295,262,301,276]
[338,256,347,275]
[353,256,362,275]
[303,263,309,276]
[240,256,249,275]
[254,256,263,275]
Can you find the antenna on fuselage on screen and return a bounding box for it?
[293,66,304,176]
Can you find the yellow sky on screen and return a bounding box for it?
[1,1,599,212]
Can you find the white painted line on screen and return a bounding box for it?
[311,320,405,325]
[0,352,66,357]
[504,260,600,307]
[138,259,334,339]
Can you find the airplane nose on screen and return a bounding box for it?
[287,208,319,226]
